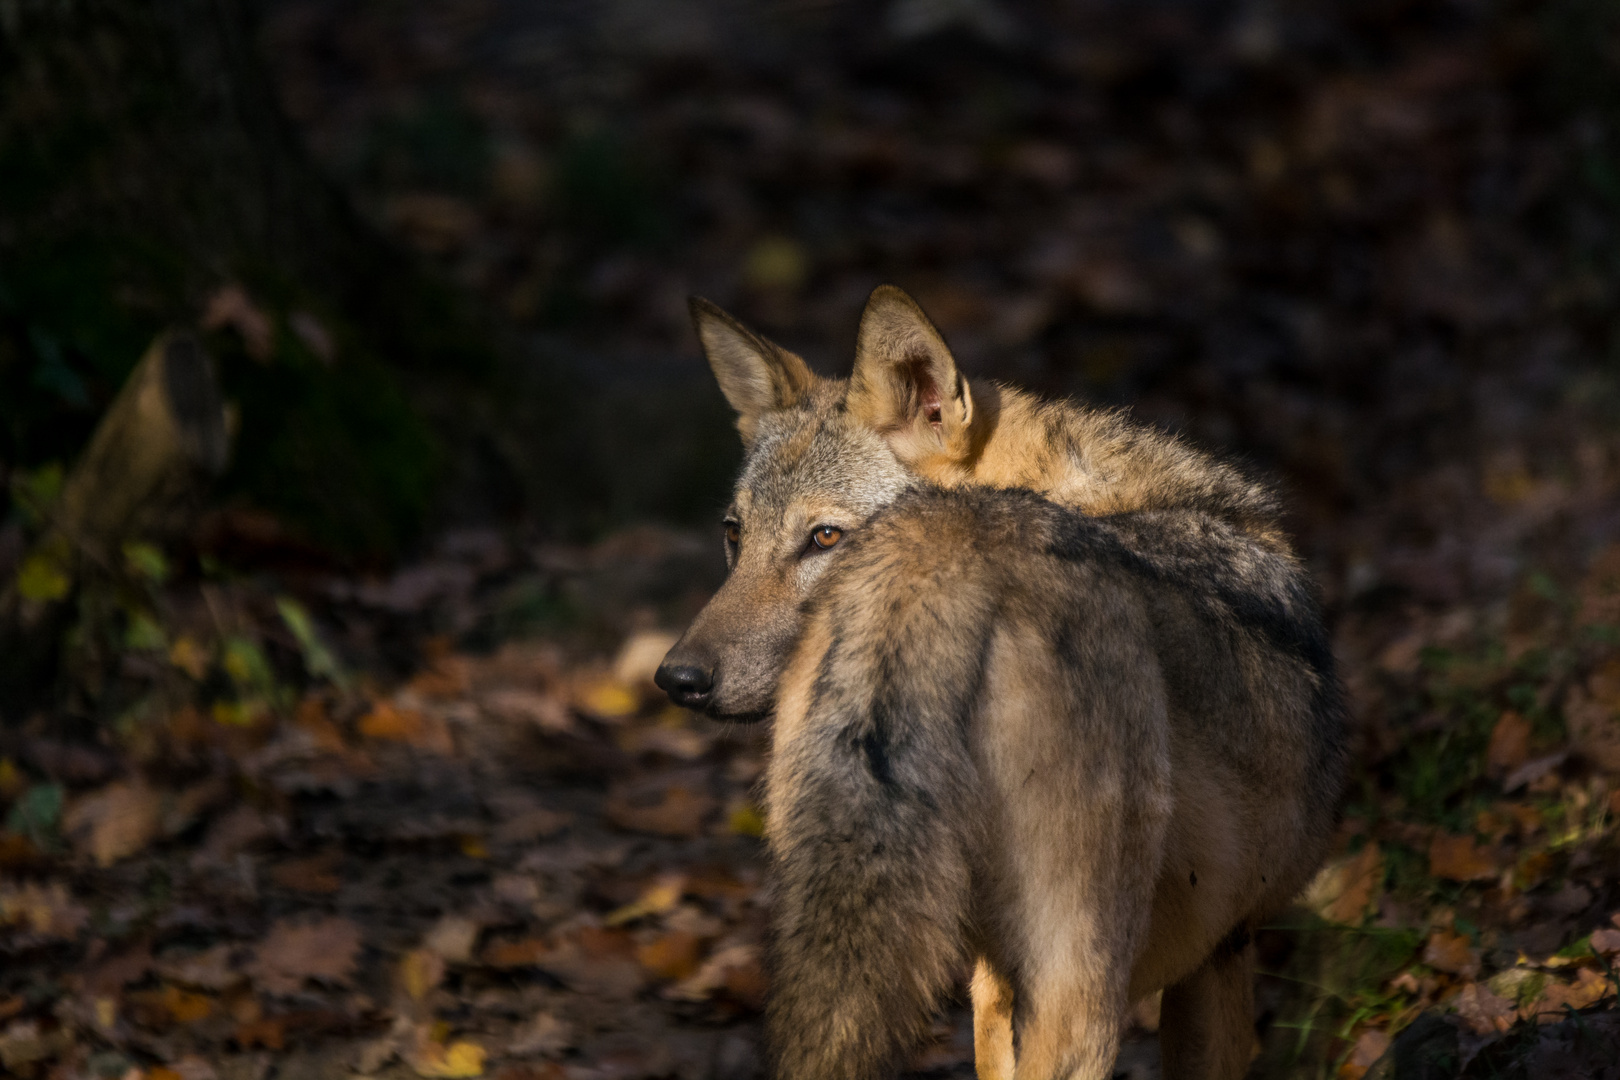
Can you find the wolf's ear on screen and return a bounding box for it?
[846,286,974,457]
[690,297,815,444]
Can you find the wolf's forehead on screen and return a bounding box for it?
[735,409,907,513]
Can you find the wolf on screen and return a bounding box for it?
[654,286,1346,1080]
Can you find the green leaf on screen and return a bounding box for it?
[6,782,64,842]
[222,635,274,692]
[123,610,167,651]
[122,540,170,584]
[9,463,63,530]
[276,596,349,688]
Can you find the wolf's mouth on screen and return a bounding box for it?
[703,706,773,726]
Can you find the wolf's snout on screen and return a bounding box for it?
[654,661,714,709]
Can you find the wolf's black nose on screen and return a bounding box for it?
[655,663,714,708]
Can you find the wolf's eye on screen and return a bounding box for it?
[724,522,741,546]
[810,526,843,551]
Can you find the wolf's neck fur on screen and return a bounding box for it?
[895,380,1288,548]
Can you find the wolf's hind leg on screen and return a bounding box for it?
[972,957,1016,1080]
[1158,924,1256,1080]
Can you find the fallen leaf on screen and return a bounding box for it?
[1338,1027,1390,1080]
[1305,843,1383,924]
[1487,711,1531,777]
[490,809,572,845]
[1526,966,1614,1020]
[1428,832,1496,882]
[482,689,573,734]
[65,781,165,866]
[506,1012,572,1058]
[248,916,363,995]
[235,1016,287,1050]
[605,785,716,837]
[575,678,639,721]
[667,941,765,1005]
[156,944,243,992]
[1503,752,1567,793]
[1422,928,1480,978]
[401,949,446,1002]
[613,631,680,689]
[605,874,685,926]
[0,881,88,939]
[407,1037,487,1078]
[1451,982,1515,1034]
[424,915,482,963]
[1592,927,1620,957]
[270,851,343,893]
[636,931,705,981]
[359,701,455,754]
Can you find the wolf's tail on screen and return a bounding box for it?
[763,520,995,1080]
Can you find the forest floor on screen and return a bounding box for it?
[9,0,1620,1077]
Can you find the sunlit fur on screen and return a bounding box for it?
[660,287,1347,1080]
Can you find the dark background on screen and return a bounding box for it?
[3,2,1620,1078]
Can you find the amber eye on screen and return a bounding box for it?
[724,522,741,546]
[810,526,843,550]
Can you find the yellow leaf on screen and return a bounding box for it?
[577,679,638,720]
[400,948,446,1002]
[169,636,212,679]
[605,874,685,926]
[411,1039,486,1078]
[16,549,70,602]
[729,802,766,838]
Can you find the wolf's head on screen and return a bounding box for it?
[655,286,978,721]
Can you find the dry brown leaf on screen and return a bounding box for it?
[155,944,243,993]
[1526,967,1614,1020]
[1451,982,1515,1034]
[0,881,88,939]
[636,931,706,981]
[667,941,765,1005]
[481,689,573,734]
[490,809,572,845]
[1337,1028,1390,1080]
[483,937,554,969]
[1486,711,1531,777]
[1305,843,1383,924]
[613,631,680,690]
[424,915,482,964]
[1427,832,1496,882]
[65,781,165,866]
[269,851,343,893]
[605,785,716,837]
[359,701,455,754]
[1592,926,1620,957]
[247,916,363,995]
[506,1012,572,1058]
[1422,928,1480,978]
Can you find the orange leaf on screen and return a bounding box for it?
[1486,711,1531,778]
[359,701,454,754]
[635,932,705,981]
[1427,833,1496,882]
[1337,1028,1390,1080]
[605,785,716,838]
[1422,928,1480,978]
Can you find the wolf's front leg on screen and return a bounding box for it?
[971,957,1016,1080]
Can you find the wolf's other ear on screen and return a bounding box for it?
[690,297,816,444]
[847,285,974,455]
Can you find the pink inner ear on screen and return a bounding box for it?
[906,356,944,428]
